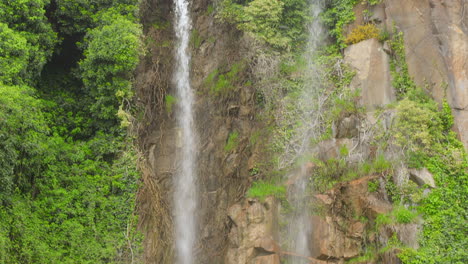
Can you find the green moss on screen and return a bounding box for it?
[204,61,245,95]
[375,213,391,228]
[191,28,202,49]
[247,181,286,201]
[165,94,176,114]
[224,131,239,152]
[205,4,214,16]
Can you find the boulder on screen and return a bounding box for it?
[408,168,436,188]
[345,38,396,110]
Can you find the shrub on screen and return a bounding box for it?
[393,99,442,153]
[321,0,360,49]
[393,206,417,224]
[375,213,391,228]
[0,85,49,200]
[345,24,380,45]
[368,180,379,192]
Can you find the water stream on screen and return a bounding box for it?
[173,0,197,263]
[288,1,324,262]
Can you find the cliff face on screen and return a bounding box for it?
[136,0,467,263]
[388,0,468,148]
[136,0,263,263]
[360,0,468,147]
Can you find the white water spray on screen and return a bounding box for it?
[287,1,324,263]
[173,0,197,263]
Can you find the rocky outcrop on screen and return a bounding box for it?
[345,38,396,110]
[310,176,394,261]
[225,197,281,264]
[409,168,436,188]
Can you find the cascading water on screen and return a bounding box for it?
[287,1,324,263]
[173,0,197,263]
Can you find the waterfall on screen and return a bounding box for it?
[173,0,197,263]
[287,1,324,263]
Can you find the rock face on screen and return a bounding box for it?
[225,197,281,264]
[347,0,468,148]
[136,0,262,263]
[383,0,468,148]
[345,38,396,110]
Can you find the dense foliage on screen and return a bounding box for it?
[0,0,57,81]
[218,0,309,49]
[0,0,142,262]
[80,10,141,123]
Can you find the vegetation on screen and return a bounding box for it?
[0,0,142,262]
[247,181,286,201]
[389,29,417,98]
[218,0,309,49]
[321,0,359,50]
[375,206,418,228]
[80,10,141,123]
[345,23,380,45]
[385,29,468,263]
[224,131,240,152]
[165,94,177,114]
[204,62,245,95]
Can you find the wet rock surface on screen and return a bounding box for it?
[225,197,280,264]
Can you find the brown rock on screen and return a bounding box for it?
[349,222,366,239]
[252,254,280,264]
[225,198,280,264]
[315,194,333,205]
[254,236,280,253]
[309,215,361,260]
[345,38,396,110]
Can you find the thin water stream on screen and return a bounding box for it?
[173,0,197,263]
[288,1,324,262]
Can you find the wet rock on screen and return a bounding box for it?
[309,215,361,260]
[349,222,366,239]
[252,254,280,264]
[409,168,436,188]
[226,197,280,264]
